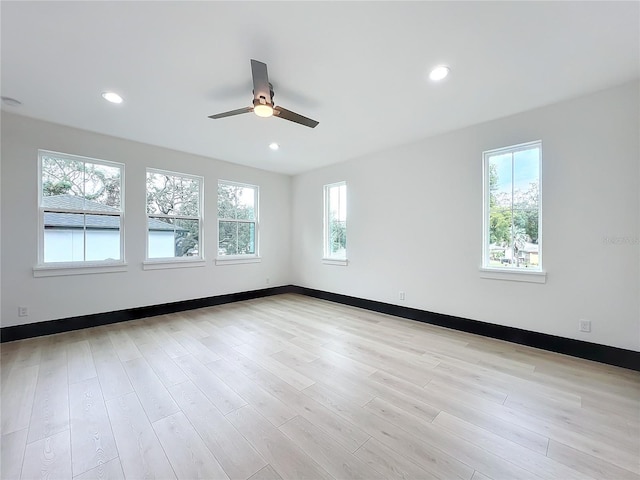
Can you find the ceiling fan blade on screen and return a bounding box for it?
[273,106,319,128]
[251,59,272,104]
[208,106,253,119]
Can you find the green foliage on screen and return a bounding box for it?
[489,160,539,268]
[218,183,256,255]
[329,216,346,255]
[41,156,121,207]
[146,172,201,257]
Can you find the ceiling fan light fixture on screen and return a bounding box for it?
[254,103,273,118]
[429,65,450,81]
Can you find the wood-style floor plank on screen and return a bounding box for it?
[168,379,267,480]
[354,437,441,480]
[1,364,39,435]
[73,457,125,480]
[279,415,385,480]
[26,344,69,443]
[247,464,284,480]
[1,428,28,480]
[1,293,637,480]
[105,393,176,480]
[88,334,134,401]
[122,356,180,423]
[153,412,229,480]
[174,354,247,415]
[21,429,72,480]
[69,376,118,477]
[226,405,334,480]
[67,340,97,385]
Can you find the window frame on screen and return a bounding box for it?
[216,180,260,265]
[481,140,545,283]
[144,168,204,267]
[35,150,126,275]
[323,181,348,265]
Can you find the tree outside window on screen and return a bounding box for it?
[218,181,258,256]
[484,142,541,270]
[324,182,347,259]
[39,151,124,264]
[146,170,202,259]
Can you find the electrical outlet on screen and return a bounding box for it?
[266,277,270,285]
[18,306,29,317]
[579,319,591,333]
[399,291,405,301]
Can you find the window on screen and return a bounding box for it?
[324,181,347,261]
[217,181,258,258]
[39,150,124,265]
[483,141,542,272]
[146,169,203,260]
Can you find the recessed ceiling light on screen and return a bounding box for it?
[429,65,450,81]
[1,96,22,107]
[102,92,123,104]
[269,142,280,151]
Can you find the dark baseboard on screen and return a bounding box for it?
[289,286,640,372]
[0,285,295,343]
[3,284,638,371]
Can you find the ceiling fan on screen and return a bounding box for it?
[208,59,319,128]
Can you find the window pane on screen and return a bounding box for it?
[328,184,346,221]
[147,172,200,216]
[148,217,176,258]
[41,155,86,201]
[330,219,347,258]
[514,148,539,190]
[485,142,541,270]
[218,183,256,220]
[43,213,121,262]
[84,162,122,211]
[488,152,513,208]
[174,218,200,257]
[325,182,347,258]
[43,212,84,262]
[147,217,199,258]
[85,214,121,261]
[236,186,256,220]
[218,220,238,255]
[237,222,256,254]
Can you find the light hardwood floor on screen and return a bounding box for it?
[1,293,638,479]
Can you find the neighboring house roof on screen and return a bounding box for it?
[42,194,120,213]
[42,194,179,231]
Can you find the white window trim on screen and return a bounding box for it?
[142,258,206,270]
[146,168,204,263]
[37,150,126,273]
[217,180,260,261]
[323,181,348,263]
[215,256,262,266]
[482,141,544,282]
[479,267,546,284]
[322,258,348,266]
[33,262,128,277]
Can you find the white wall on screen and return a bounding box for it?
[291,81,640,351]
[1,113,291,328]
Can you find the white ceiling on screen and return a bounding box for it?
[2,1,638,175]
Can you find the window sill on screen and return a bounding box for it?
[322,258,348,266]
[479,267,546,284]
[215,256,262,266]
[143,259,206,270]
[33,262,128,277]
